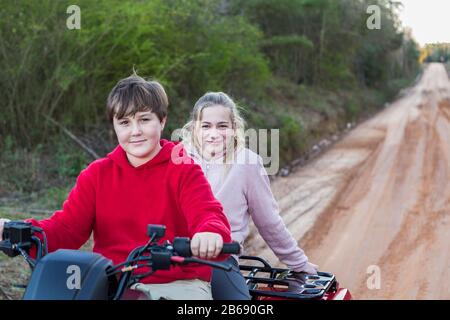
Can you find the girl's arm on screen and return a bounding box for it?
[246,155,315,272]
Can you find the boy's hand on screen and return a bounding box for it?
[190,232,224,259]
[0,219,11,239]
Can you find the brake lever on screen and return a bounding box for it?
[0,240,18,257]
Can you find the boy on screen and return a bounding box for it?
[0,74,231,300]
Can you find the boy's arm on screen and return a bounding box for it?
[26,165,97,255]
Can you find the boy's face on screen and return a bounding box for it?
[113,110,166,167]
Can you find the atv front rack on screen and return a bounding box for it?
[239,256,338,300]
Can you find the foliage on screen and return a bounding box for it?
[0,0,420,189]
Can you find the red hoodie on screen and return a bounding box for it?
[27,139,231,284]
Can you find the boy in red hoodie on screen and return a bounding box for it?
[0,74,231,300]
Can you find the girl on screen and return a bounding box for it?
[181,92,318,300]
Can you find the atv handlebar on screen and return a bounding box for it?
[1,221,240,300]
[1,221,240,264]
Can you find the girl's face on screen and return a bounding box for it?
[113,110,166,167]
[197,105,235,160]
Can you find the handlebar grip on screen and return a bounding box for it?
[173,237,191,257]
[173,238,241,257]
[221,242,241,254]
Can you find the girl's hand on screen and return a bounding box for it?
[190,232,224,259]
[290,262,319,283]
[298,262,319,275]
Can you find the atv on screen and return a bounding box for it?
[0,220,351,300]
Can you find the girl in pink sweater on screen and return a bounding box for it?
[182,92,318,300]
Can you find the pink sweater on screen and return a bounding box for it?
[188,147,310,272]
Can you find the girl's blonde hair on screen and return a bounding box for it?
[182,92,246,164]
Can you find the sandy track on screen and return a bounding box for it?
[245,63,450,299]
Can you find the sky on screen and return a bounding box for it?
[398,0,450,46]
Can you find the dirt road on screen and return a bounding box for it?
[245,63,450,299]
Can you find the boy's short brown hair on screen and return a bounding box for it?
[106,74,168,123]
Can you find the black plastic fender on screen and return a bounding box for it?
[23,249,115,300]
